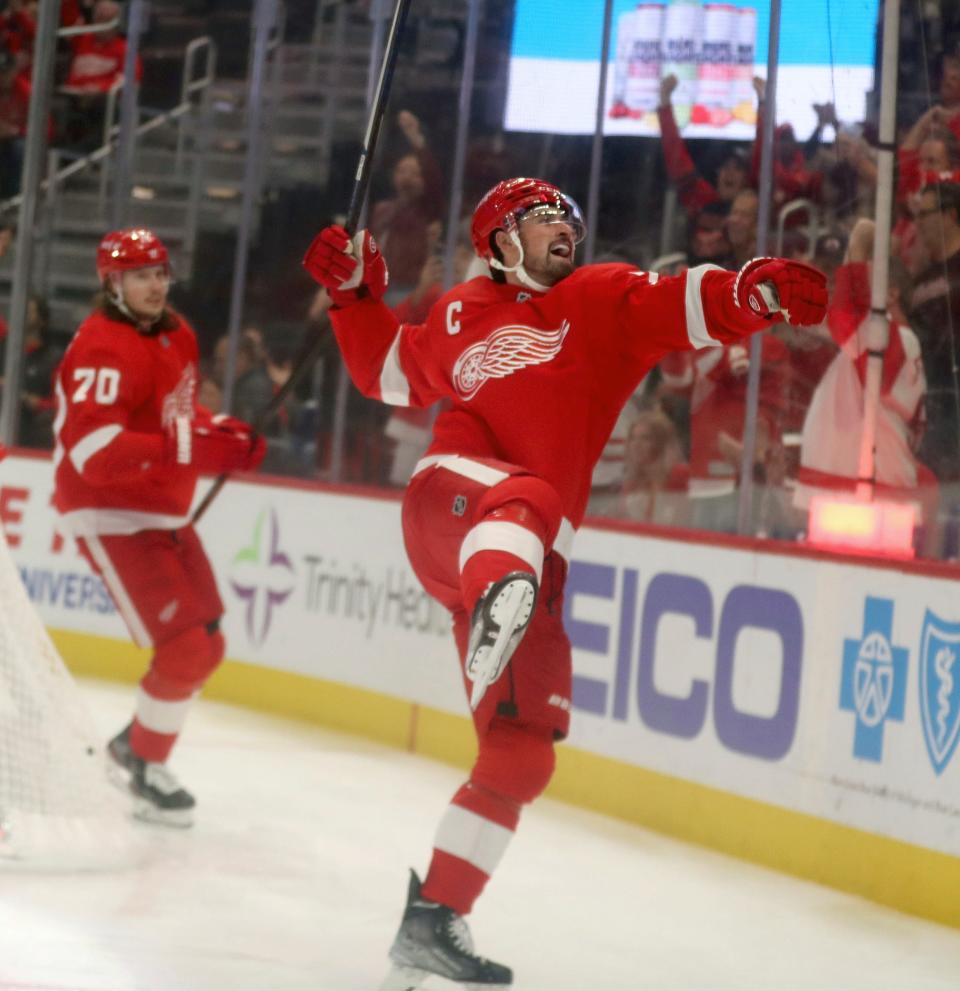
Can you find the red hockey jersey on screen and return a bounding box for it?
[331,262,768,526]
[53,309,202,536]
[794,262,927,509]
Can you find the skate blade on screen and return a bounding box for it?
[131,797,194,829]
[378,964,428,990]
[380,965,512,990]
[106,760,130,792]
[469,580,536,710]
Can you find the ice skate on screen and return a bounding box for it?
[107,725,195,828]
[465,572,537,710]
[379,871,512,989]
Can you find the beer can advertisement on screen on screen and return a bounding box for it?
[505,0,879,139]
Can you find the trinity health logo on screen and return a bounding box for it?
[840,596,908,762]
[229,508,296,645]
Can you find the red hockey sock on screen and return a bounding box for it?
[129,719,178,763]
[129,625,224,762]
[129,669,197,763]
[420,781,521,916]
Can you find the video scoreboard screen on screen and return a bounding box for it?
[504,0,880,140]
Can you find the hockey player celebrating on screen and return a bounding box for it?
[303,178,827,988]
[53,229,265,827]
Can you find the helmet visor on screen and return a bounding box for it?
[516,197,586,244]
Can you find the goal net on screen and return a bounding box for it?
[0,526,137,870]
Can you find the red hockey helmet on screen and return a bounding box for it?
[96,228,170,284]
[471,177,585,260]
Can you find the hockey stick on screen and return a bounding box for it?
[191,0,413,525]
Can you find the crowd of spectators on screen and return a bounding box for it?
[300,42,960,561]
[6,3,960,562]
[0,0,141,197]
[287,46,960,562]
[576,48,960,560]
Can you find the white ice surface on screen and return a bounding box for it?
[1,679,959,991]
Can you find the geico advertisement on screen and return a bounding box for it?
[3,455,959,856]
[559,528,960,856]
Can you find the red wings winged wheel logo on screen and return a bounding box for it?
[452,321,571,400]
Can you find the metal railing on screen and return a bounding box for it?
[0,35,218,298]
[57,16,121,39]
[177,37,218,170]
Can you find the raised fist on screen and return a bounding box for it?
[397,109,426,150]
[734,257,828,327]
[302,225,389,307]
[812,101,837,127]
[659,73,678,106]
[166,414,266,474]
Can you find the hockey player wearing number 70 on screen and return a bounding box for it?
[52,229,266,827]
[303,177,828,989]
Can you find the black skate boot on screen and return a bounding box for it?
[379,870,512,990]
[107,725,195,828]
[465,572,537,710]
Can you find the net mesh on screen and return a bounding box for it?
[0,528,137,870]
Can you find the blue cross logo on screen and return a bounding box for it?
[840,597,908,762]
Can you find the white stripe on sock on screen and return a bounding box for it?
[135,687,197,735]
[459,520,544,580]
[433,804,514,877]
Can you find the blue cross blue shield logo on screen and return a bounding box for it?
[840,597,908,762]
[919,610,960,775]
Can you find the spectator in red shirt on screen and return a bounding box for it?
[370,110,443,305]
[0,1,36,57]
[794,219,931,546]
[685,333,790,534]
[64,0,142,94]
[369,111,445,303]
[61,0,95,29]
[657,73,750,223]
[62,0,142,150]
[894,113,960,274]
[898,111,958,202]
[658,76,751,213]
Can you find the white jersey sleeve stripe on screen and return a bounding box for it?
[433,804,514,877]
[684,264,724,349]
[459,520,544,581]
[134,687,197,735]
[68,424,123,475]
[379,327,411,406]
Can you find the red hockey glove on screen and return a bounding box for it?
[166,414,267,473]
[302,225,389,306]
[733,257,828,327]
